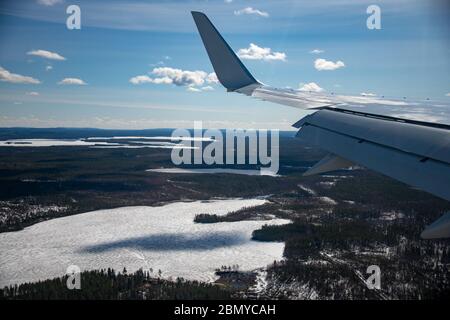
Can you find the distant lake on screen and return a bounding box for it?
[0,199,289,287]
[147,168,280,176]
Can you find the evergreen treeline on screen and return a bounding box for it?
[0,268,233,300]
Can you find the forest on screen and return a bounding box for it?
[0,268,234,300]
[1,128,449,299]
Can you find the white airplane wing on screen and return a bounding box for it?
[191,12,450,239]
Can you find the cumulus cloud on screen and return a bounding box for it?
[58,78,87,85]
[129,75,152,84]
[206,72,219,84]
[314,58,345,71]
[46,65,53,71]
[446,93,450,97]
[152,67,207,86]
[26,91,40,96]
[0,66,40,84]
[360,92,377,97]
[234,7,269,18]
[310,49,324,54]
[129,75,172,85]
[37,0,63,6]
[298,82,324,92]
[130,67,219,91]
[238,43,286,61]
[27,49,66,61]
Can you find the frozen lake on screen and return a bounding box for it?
[0,199,289,287]
[147,168,280,176]
[0,138,196,149]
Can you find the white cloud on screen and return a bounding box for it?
[129,75,172,85]
[129,75,152,84]
[151,77,173,84]
[58,78,87,85]
[26,91,40,96]
[310,49,324,54]
[129,68,220,93]
[27,49,66,61]
[314,58,345,71]
[360,92,377,97]
[0,66,40,84]
[152,67,207,87]
[46,65,53,71]
[130,67,218,88]
[298,82,324,92]
[206,72,219,84]
[225,0,233,3]
[234,7,269,18]
[238,43,286,61]
[37,0,63,6]
[446,93,450,97]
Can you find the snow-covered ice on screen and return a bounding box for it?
[0,138,201,149]
[86,136,215,142]
[0,199,289,287]
[0,139,116,147]
[147,168,279,176]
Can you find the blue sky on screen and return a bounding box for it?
[0,0,449,129]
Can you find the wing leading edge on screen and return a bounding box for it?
[191,11,450,238]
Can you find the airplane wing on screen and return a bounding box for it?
[191,11,450,239]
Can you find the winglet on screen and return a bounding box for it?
[191,11,259,91]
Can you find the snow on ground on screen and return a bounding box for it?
[297,184,317,196]
[147,168,279,176]
[318,197,337,205]
[318,181,337,188]
[0,199,289,287]
[379,211,405,221]
[250,268,269,296]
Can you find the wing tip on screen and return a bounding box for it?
[191,9,258,91]
[191,11,205,17]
